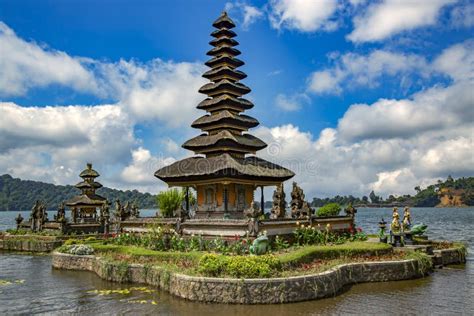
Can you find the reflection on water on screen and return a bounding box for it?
[1,208,473,315]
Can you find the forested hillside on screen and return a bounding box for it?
[0,174,157,211]
[311,176,474,208]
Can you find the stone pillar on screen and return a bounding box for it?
[185,187,190,212]
[224,186,228,212]
[260,186,264,214]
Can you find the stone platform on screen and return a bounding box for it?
[119,215,354,239]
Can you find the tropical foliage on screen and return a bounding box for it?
[316,203,341,217]
[156,188,184,217]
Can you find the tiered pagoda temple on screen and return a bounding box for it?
[155,12,294,218]
[66,163,107,222]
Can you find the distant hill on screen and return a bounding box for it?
[311,176,474,208]
[0,174,157,211]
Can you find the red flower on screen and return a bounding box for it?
[357,227,362,233]
[242,239,247,244]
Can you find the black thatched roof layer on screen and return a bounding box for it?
[75,181,103,190]
[205,55,244,68]
[66,194,106,206]
[183,130,266,152]
[209,36,238,47]
[79,163,99,178]
[197,95,253,111]
[206,45,241,57]
[155,153,294,183]
[202,66,247,81]
[212,12,236,29]
[191,110,259,129]
[211,28,236,38]
[199,80,251,96]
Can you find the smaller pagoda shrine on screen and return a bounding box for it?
[66,163,107,223]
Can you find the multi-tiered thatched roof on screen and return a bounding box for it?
[155,12,294,185]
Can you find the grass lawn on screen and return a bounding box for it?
[71,240,401,278]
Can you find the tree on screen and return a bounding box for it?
[157,188,183,217]
[369,190,380,204]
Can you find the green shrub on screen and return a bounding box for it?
[85,236,97,243]
[197,254,280,278]
[157,189,183,217]
[226,256,271,278]
[64,238,80,245]
[405,251,433,275]
[273,235,290,251]
[316,203,341,217]
[198,254,226,277]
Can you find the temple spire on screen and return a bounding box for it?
[182,12,266,158]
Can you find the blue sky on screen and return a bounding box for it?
[0,0,473,198]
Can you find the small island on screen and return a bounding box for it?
[0,12,467,306]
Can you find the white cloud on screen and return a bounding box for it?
[349,0,367,7]
[433,40,474,82]
[308,49,430,94]
[100,59,206,127]
[0,22,100,97]
[242,5,264,29]
[224,2,264,30]
[275,93,310,111]
[0,101,136,186]
[450,2,474,28]
[0,22,206,129]
[268,0,339,32]
[120,147,175,188]
[162,138,181,154]
[308,69,343,94]
[348,0,456,43]
[256,76,474,197]
[337,81,473,142]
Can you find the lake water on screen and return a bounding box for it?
[1,207,473,315]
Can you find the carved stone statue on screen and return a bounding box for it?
[345,203,357,218]
[177,205,189,220]
[115,199,124,220]
[290,182,313,218]
[244,201,262,219]
[244,202,261,237]
[270,184,286,219]
[15,213,24,230]
[100,202,110,235]
[290,182,304,213]
[402,207,412,231]
[71,207,78,223]
[39,202,48,230]
[390,207,401,234]
[300,201,313,218]
[30,200,41,231]
[131,203,140,218]
[55,202,66,222]
[124,201,132,220]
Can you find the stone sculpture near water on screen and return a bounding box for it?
[290,182,313,218]
[270,183,286,219]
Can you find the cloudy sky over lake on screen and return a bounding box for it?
[0,0,473,198]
